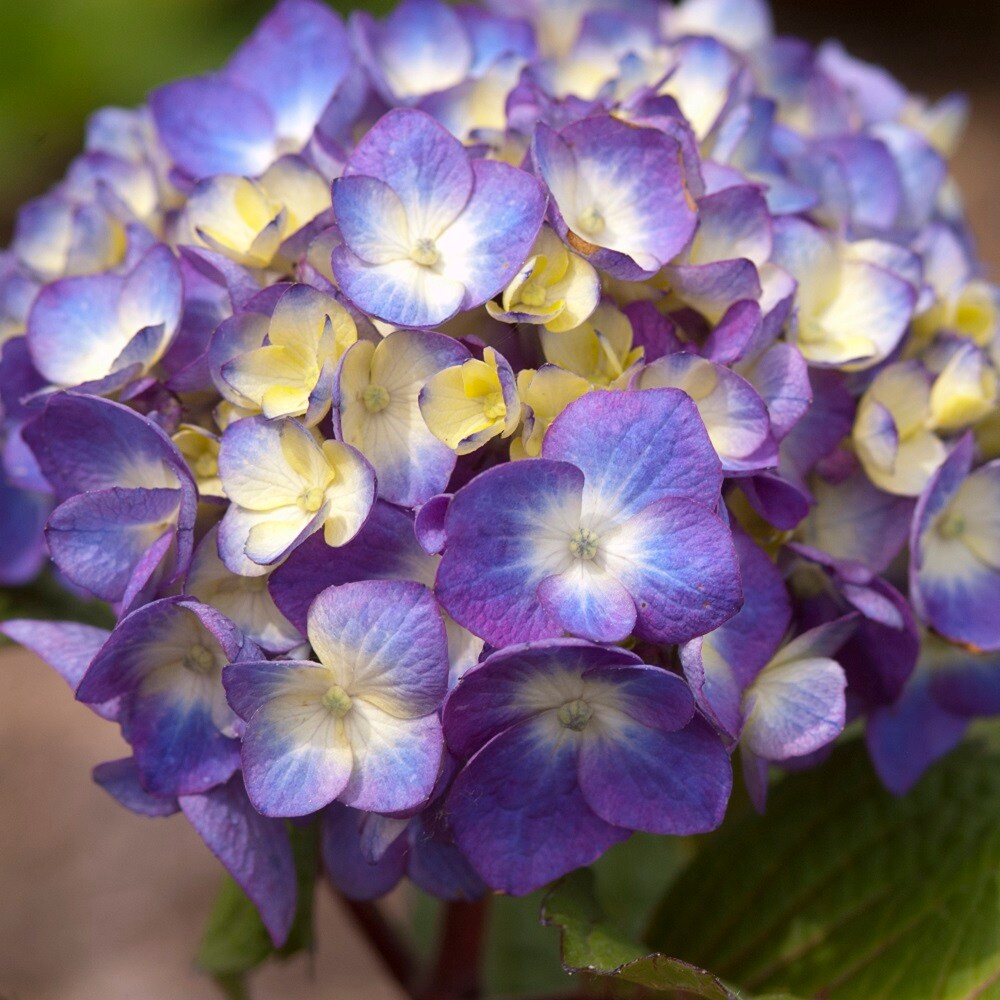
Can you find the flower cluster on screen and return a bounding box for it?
[3,0,999,937]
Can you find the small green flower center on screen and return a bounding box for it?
[520,280,547,308]
[577,206,605,237]
[299,486,326,513]
[362,383,391,413]
[557,699,593,732]
[938,512,967,540]
[183,643,216,675]
[569,527,599,561]
[321,683,353,718]
[482,391,506,421]
[410,237,440,267]
[195,452,218,479]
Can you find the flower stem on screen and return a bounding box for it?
[418,897,492,1000]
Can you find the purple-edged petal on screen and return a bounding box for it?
[866,668,968,796]
[352,0,473,104]
[442,638,643,760]
[321,803,408,900]
[447,716,629,895]
[342,108,473,238]
[603,497,743,644]
[737,342,811,441]
[179,775,297,947]
[578,714,731,835]
[45,487,180,601]
[93,758,180,817]
[269,501,435,633]
[911,439,1000,650]
[637,356,777,474]
[226,0,351,149]
[307,579,449,716]
[543,389,723,522]
[150,76,276,180]
[533,116,697,280]
[22,392,195,502]
[27,272,122,386]
[339,703,443,813]
[433,159,546,308]
[77,598,247,796]
[332,250,466,328]
[741,654,847,761]
[236,661,355,816]
[332,175,412,265]
[679,529,789,737]
[537,565,636,643]
[436,460,584,648]
[799,467,914,575]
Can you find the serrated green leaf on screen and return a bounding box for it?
[648,735,1000,1000]
[542,868,739,999]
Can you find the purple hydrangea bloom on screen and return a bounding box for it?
[436,388,742,647]
[224,580,448,817]
[332,108,546,326]
[443,639,731,894]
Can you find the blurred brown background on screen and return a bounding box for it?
[0,1,997,998]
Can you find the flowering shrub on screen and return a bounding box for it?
[2,0,999,994]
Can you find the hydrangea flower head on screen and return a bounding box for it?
[2,0,999,931]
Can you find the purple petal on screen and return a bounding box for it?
[307,579,449,714]
[604,497,743,644]
[269,501,435,634]
[93,757,180,817]
[578,715,731,834]
[533,116,697,280]
[544,389,723,522]
[226,0,351,149]
[45,487,181,601]
[436,460,584,648]
[150,76,276,180]
[180,775,297,947]
[342,108,473,236]
[434,159,546,308]
[446,716,628,895]
[537,567,636,644]
[321,803,407,900]
[443,638,642,760]
[27,272,123,386]
[866,669,968,795]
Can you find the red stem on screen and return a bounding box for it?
[418,896,492,1000]
[340,895,418,994]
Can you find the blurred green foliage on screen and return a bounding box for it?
[0,0,393,241]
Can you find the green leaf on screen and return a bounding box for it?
[197,876,273,980]
[197,822,319,997]
[542,868,740,999]
[485,890,570,997]
[648,735,1000,1000]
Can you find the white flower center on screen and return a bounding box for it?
[321,683,353,718]
[577,206,605,237]
[298,486,326,513]
[569,527,599,561]
[183,643,216,675]
[410,237,441,267]
[557,698,593,731]
[363,383,390,413]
